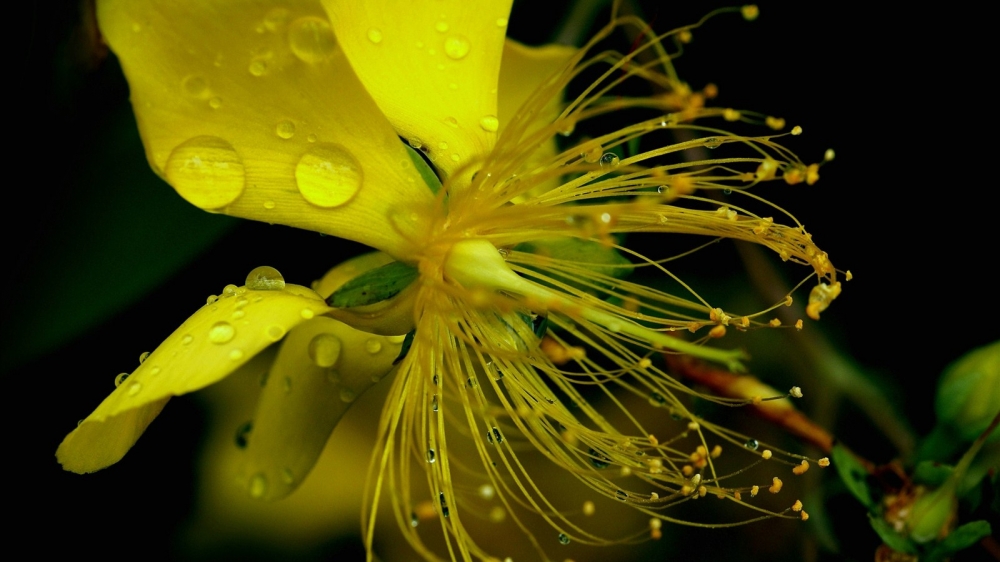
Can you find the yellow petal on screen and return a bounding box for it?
[97,0,433,258]
[323,0,512,178]
[239,316,404,500]
[57,283,331,474]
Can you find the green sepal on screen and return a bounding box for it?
[868,514,918,555]
[831,444,877,509]
[924,520,992,562]
[404,144,443,195]
[327,261,418,308]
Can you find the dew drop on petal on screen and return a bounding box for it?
[263,8,290,31]
[306,133,317,143]
[245,265,285,291]
[208,97,222,109]
[127,382,142,396]
[181,75,208,97]
[444,116,459,128]
[275,120,296,139]
[222,284,238,297]
[295,144,363,208]
[365,339,383,354]
[138,351,150,364]
[300,308,315,319]
[234,420,252,448]
[249,473,268,499]
[309,333,342,368]
[496,17,508,27]
[435,20,449,32]
[367,28,383,44]
[479,115,499,132]
[263,200,276,210]
[114,373,129,387]
[266,325,286,341]
[208,321,235,344]
[281,468,294,484]
[248,59,267,77]
[229,349,244,361]
[288,17,337,64]
[339,388,356,403]
[165,136,245,209]
[443,35,470,59]
[182,334,194,345]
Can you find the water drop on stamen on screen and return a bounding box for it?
[705,137,722,149]
[744,438,759,450]
[558,533,571,545]
[427,449,436,463]
[599,152,620,168]
[431,394,439,412]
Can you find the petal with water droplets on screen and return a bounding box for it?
[323,0,512,179]
[56,284,331,474]
[239,316,403,500]
[97,0,433,258]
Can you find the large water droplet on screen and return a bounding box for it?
[443,35,470,59]
[181,75,208,97]
[744,438,759,450]
[245,265,285,290]
[309,333,342,368]
[165,136,246,209]
[288,17,337,64]
[367,28,383,44]
[249,473,268,499]
[558,533,571,545]
[275,120,296,139]
[209,321,235,344]
[600,153,620,169]
[114,373,129,387]
[479,115,499,132]
[365,339,383,354]
[704,137,722,149]
[295,144,363,208]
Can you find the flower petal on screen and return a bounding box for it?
[57,283,331,474]
[239,316,404,500]
[97,0,433,257]
[323,0,512,178]
[497,40,576,136]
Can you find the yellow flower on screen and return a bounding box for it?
[58,1,843,559]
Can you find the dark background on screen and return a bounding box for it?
[8,1,995,560]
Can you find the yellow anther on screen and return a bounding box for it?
[750,485,759,497]
[791,125,803,135]
[768,318,782,327]
[723,108,741,121]
[784,295,793,306]
[710,445,722,458]
[582,500,595,516]
[650,492,659,500]
[619,466,632,477]
[784,167,804,185]
[755,158,778,180]
[845,270,853,281]
[702,83,718,98]
[765,116,785,130]
[734,491,742,501]
[789,386,803,398]
[678,29,693,43]
[648,434,659,446]
[792,460,810,475]
[805,163,820,185]
[806,281,842,320]
[753,217,774,236]
[794,319,803,330]
[741,5,760,21]
[650,518,662,530]
[824,148,836,161]
[682,465,694,476]
[709,325,727,338]
[637,358,652,369]
[751,395,763,405]
[739,316,750,328]
[687,421,700,431]
[762,449,772,460]
[690,473,702,486]
[792,499,803,511]
[769,477,783,494]
[698,486,708,497]
[800,510,810,521]
[818,457,831,467]
[681,485,694,496]
[686,322,702,332]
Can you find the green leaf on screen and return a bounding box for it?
[868,514,918,554]
[924,520,992,562]
[831,444,876,509]
[914,461,953,487]
[328,261,418,308]
[404,144,443,195]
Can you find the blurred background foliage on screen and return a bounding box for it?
[9,1,996,560]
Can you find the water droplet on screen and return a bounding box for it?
[589,448,611,469]
[437,141,449,150]
[443,35,470,59]
[281,468,294,484]
[208,96,222,109]
[265,325,285,341]
[433,374,439,386]
[181,75,208,97]
[182,334,194,345]
[582,144,603,163]
[276,120,296,139]
[300,308,315,319]
[408,137,424,149]
[248,59,268,76]
[365,339,383,354]
[306,133,317,143]
[599,152,620,168]
[478,484,495,500]
[235,421,252,448]
[431,394,439,412]
[263,200,276,210]
[648,392,666,407]
[479,115,499,132]
[744,438,759,450]
[165,136,246,209]
[222,284,238,297]
[444,116,459,128]
[249,473,268,499]
[491,427,503,444]
[616,490,628,501]
[367,28,383,44]
[229,349,244,361]
[657,185,668,194]
[231,310,245,320]
[558,533,570,545]
[308,333,342,368]
[496,17,508,27]
[127,382,142,396]
[723,188,732,195]
[486,430,493,444]
[138,351,150,364]
[149,366,161,376]
[410,512,419,527]
[208,321,235,344]
[339,388,356,403]
[288,17,337,63]
[442,507,450,518]
[704,137,722,149]
[295,144,363,207]
[326,370,340,383]
[245,265,285,291]
[114,373,129,387]
[427,449,436,463]
[264,8,290,31]
[435,20,449,32]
